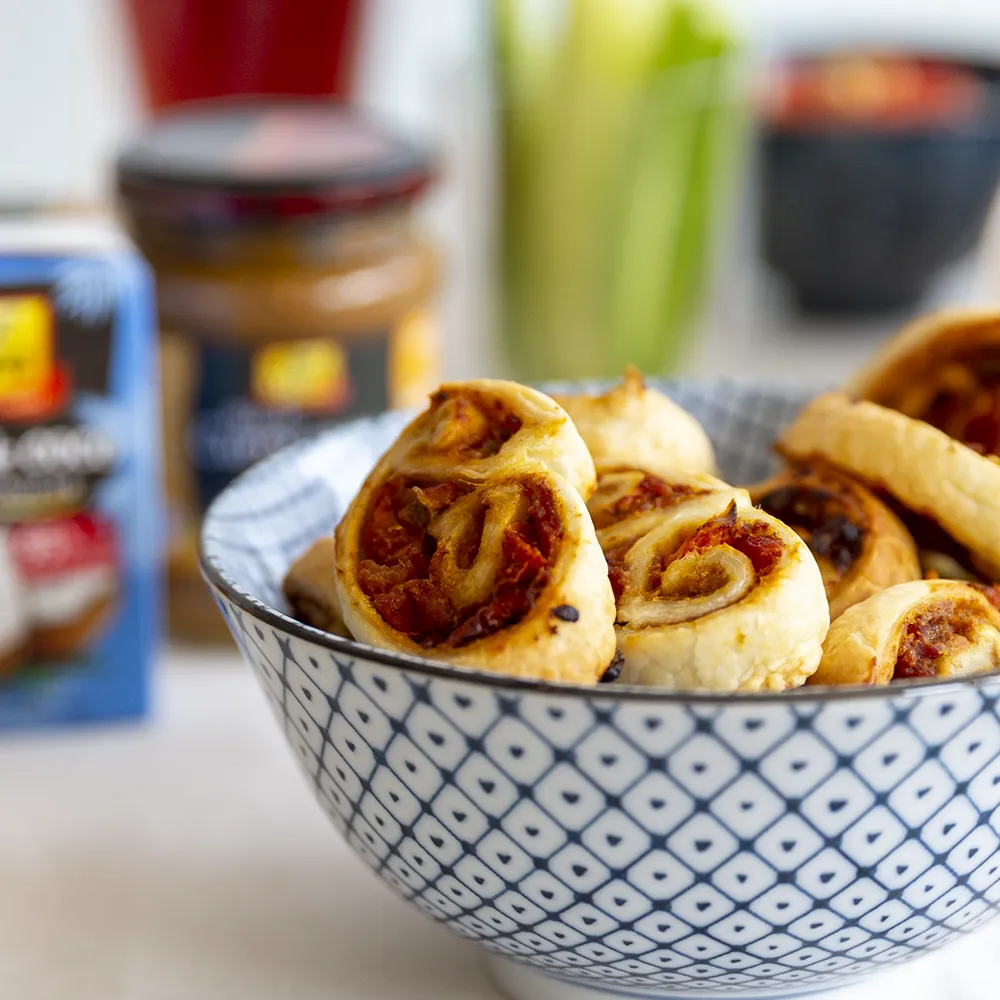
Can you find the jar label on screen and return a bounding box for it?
[188,333,390,512]
[251,339,352,413]
[391,308,439,409]
[162,307,440,610]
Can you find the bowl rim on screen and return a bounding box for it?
[199,380,1000,706]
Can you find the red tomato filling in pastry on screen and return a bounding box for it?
[920,355,1000,455]
[894,600,979,679]
[655,504,786,585]
[590,472,705,530]
[358,474,562,647]
[605,503,785,602]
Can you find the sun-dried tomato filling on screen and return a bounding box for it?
[756,471,866,586]
[894,599,979,679]
[590,472,706,530]
[357,474,562,647]
[972,583,1000,612]
[895,349,1000,454]
[606,502,785,602]
[605,544,631,601]
[651,503,785,589]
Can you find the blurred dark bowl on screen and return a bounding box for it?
[761,56,1000,315]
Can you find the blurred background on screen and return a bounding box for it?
[15,0,1000,380]
[9,3,1000,997]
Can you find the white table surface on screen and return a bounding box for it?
[3,650,1000,1000]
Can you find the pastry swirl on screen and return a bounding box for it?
[554,368,716,479]
[751,465,920,619]
[324,380,616,683]
[847,308,1000,456]
[387,379,596,495]
[778,392,1000,579]
[813,579,1000,686]
[587,469,828,691]
[335,467,616,682]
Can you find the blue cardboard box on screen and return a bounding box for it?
[0,219,160,728]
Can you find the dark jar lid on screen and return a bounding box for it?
[116,99,434,227]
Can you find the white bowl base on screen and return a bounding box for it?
[487,956,853,1000]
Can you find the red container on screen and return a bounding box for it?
[124,0,364,112]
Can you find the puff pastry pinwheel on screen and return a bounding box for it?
[588,469,829,691]
[335,468,615,682]
[326,380,617,683]
[553,367,716,479]
[778,392,1000,579]
[813,579,1000,686]
[283,537,351,638]
[750,465,920,620]
[847,308,1000,456]
[384,378,596,495]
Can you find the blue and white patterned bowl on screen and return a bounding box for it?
[201,381,1000,1000]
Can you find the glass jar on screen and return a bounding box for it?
[117,101,440,642]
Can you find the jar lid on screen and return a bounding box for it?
[116,99,433,224]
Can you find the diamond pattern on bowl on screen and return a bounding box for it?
[220,589,1000,995]
[203,381,1000,997]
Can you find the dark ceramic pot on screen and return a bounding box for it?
[761,60,1000,315]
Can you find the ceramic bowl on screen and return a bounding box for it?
[201,381,1000,1000]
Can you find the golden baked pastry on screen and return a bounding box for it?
[588,468,746,554]
[335,468,616,683]
[588,469,828,691]
[388,379,596,496]
[553,368,716,479]
[750,465,920,619]
[283,537,351,638]
[919,550,981,582]
[847,308,1000,455]
[778,392,1000,579]
[331,380,616,683]
[813,579,1000,686]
